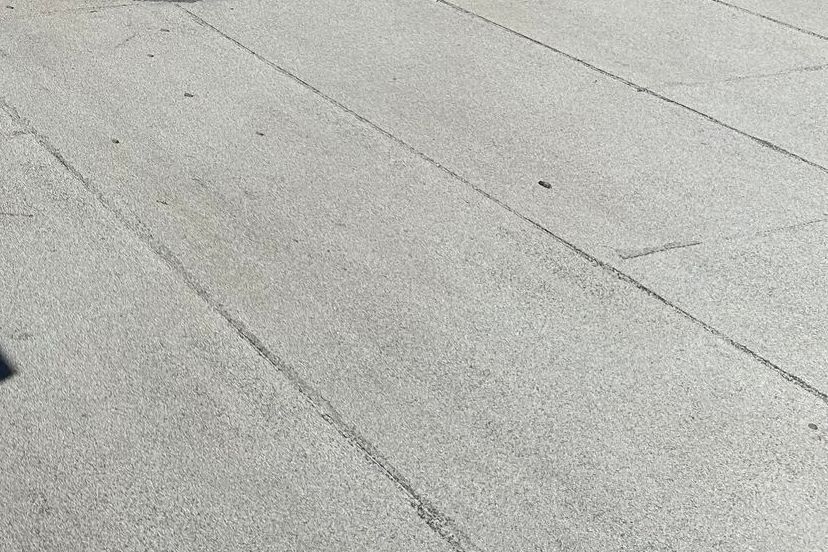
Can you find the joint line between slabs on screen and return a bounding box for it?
[178,8,828,409]
[434,0,828,175]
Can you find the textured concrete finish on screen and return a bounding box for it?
[0,112,450,552]
[622,221,828,390]
[0,0,126,18]
[181,0,828,400]
[448,0,828,85]
[718,0,828,37]
[2,2,827,551]
[180,0,828,256]
[661,66,828,167]
[441,0,828,169]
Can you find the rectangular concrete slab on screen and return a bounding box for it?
[446,0,828,86]
[0,120,449,551]
[720,0,828,38]
[2,4,828,551]
[621,220,828,391]
[419,0,828,181]
[659,65,828,167]
[177,0,828,258]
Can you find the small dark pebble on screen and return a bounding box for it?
[6,5,14,9]
[160,28,170,32]
[538,180,552,189]
[809,423,818,430]
[111,138,120,144]
[184,92,194,98]
[147,54,155,58]
[255,131,265,136]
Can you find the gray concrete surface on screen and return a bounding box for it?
[179,0,828,255]
[717,0,828,37]
[448,0,828,85]
[1,1,827,551]
[0,102,450,552]
[661,67,828,167]
[440,0,828,170]
[623,220,828,389]
[179,0,828,390]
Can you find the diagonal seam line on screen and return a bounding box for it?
[660,63,828,89]
[708,0,828,42]
[618,217,828,260]
[0,97,475,552]
[434,0,828,175]
[179,8,828,408]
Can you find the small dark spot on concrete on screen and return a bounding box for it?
[156,199,168,205]
[160,28,170,32]
[184,92,195,98]
[6,5,14,9]
[255,131,265,136]
[147,54,155,58]
[0,211,34,218]
[111,138,120,144]
[809,423,818,430]
[538,180,552,189]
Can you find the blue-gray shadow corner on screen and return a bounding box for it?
[0,348,16,382]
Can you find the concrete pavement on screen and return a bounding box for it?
[1,1,827,550]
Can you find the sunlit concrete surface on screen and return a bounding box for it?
[2,1,826,550]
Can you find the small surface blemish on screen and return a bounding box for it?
[111,138,120,144]
[538,180,552,189]
[184,92,195,98]
[809,423,818,430]
[0,211,34,218]
[157,199,168,206]
[147,54,154,58]
[255,131,265,136]
[160,28,170,32]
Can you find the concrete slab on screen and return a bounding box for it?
[621,219,828,390]
[178,0,828,256]
[659,65,828,167]
[2,4,827,551]
[0,124,450,551]
[0,1,126,19]
[444,0,828,86]
[715,0,828,38]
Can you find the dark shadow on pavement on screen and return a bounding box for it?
[0,348,16,382]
